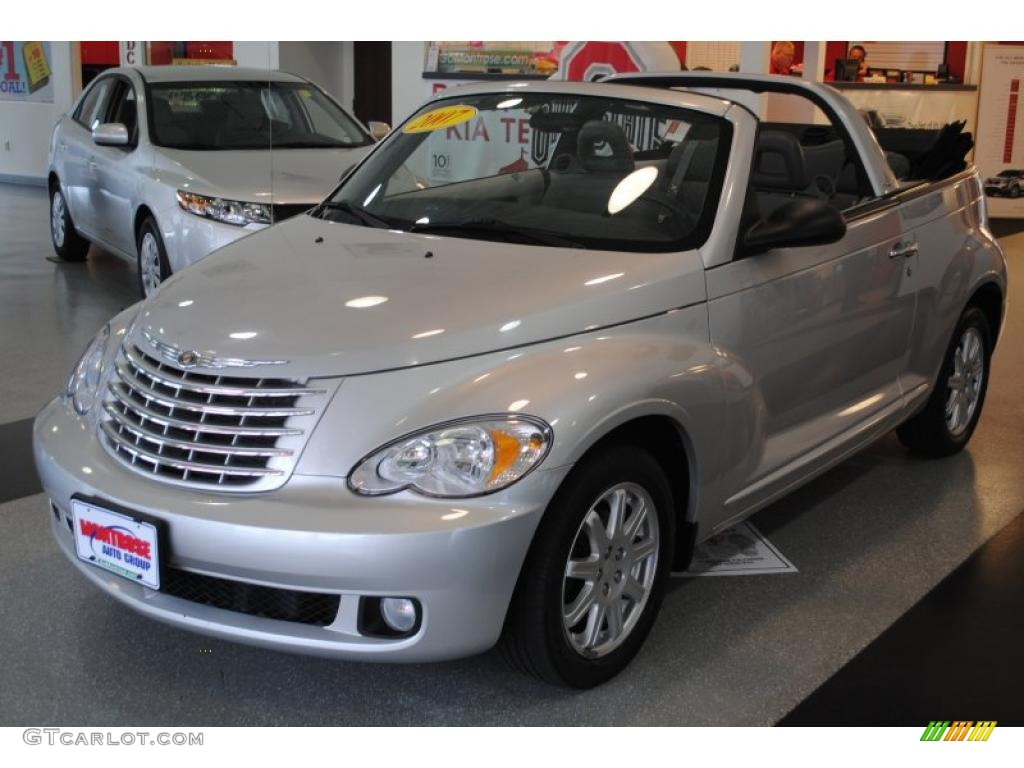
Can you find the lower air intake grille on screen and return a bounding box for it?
[162,568,341,627]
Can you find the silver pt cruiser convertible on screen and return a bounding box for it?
[34,74,1008,688]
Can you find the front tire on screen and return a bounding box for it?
[500,445,674,688]
[136,217,171,298]
[49,183,89,261]
[897,306,992,457]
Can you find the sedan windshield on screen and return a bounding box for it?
[320,93,730,252]
[148,81,373,150]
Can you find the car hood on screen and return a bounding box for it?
[135,214,707,378]
[158,146,372,205]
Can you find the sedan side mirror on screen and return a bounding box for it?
[743,197,847,255]
[368,121,391,141]
[92,123,129,147]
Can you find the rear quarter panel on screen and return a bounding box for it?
[901,172,1009,401]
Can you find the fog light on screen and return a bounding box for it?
[380,597,417,633]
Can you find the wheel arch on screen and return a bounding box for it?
[968,281,1004,347]
[133,204,157,245]
[564,413,699,571]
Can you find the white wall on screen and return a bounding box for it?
[278,41,354,109]
[232,41,279,69]
[0,42,77,182]
[391,41,427,125]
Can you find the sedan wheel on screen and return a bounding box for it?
[51,190,66,247]
[140,232,163,296]
[136,217,171,298]
[49,184,89,261]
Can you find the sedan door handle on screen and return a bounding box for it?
[889,243,918,259]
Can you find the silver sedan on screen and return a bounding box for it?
[47,65,383,296]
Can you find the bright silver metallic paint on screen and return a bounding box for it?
[34,77,1008,662]
[47,66,372,275]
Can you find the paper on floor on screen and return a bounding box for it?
[676,521,797,577]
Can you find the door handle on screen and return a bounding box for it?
[889,243,918,259]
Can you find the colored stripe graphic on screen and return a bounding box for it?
[921,721,949,741]
[944,721,972,741]
[1005,80,1019,164]
[969,721,997,741]
[920,720,996,741]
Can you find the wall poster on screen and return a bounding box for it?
[975,44,1024,218]
[0,41,54,102]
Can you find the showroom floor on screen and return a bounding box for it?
[1,182,1022,726]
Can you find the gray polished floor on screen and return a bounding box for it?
[0,181,1022,725]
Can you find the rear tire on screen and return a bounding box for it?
[136,217,171,298]
[897,306,992,457]
[49,183,89,261]
[500,445,674,688]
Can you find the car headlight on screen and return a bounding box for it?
[177,190,272,226]
[348,415,552,498]
[66,324,111,415]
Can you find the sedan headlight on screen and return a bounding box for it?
[348,416,552,498]
[66,324,111,415]
[177,190,272,226]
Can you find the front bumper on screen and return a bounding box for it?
[34,398,566,662]
[158,206,267,274]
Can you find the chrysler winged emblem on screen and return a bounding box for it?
[141,328,288,369]
[177,350,199,368]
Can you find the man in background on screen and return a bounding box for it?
[849,44,868,79]
[770,42,803,76]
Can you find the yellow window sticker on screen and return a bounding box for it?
[403,105,478,134]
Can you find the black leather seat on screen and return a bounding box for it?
[544,121,635,213]
[742,130,811,230]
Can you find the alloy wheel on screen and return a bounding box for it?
[51,191,66,247]
[140,232,163,296]
[945,326,985,437]
[561,482,660,658]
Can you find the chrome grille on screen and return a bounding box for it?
[100,343,327,490]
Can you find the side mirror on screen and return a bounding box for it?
[92,123,129,147]
[743,197,847,255]
[368,121,391,141]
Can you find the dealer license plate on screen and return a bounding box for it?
[71,499,161,590]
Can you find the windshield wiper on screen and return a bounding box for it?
[407,219,585,249]
[314,200,393,229]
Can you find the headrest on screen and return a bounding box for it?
[752,130,808,191]
[577,120,634,174]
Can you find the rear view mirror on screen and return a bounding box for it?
[92,123,129,147]
[368,121,391,141]
[743,197,847,255]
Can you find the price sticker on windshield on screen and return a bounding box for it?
[403,104,478,134]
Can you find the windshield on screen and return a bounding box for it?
[997,170,1022,178]
[320,93,730,252]
[147,81,373,150]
